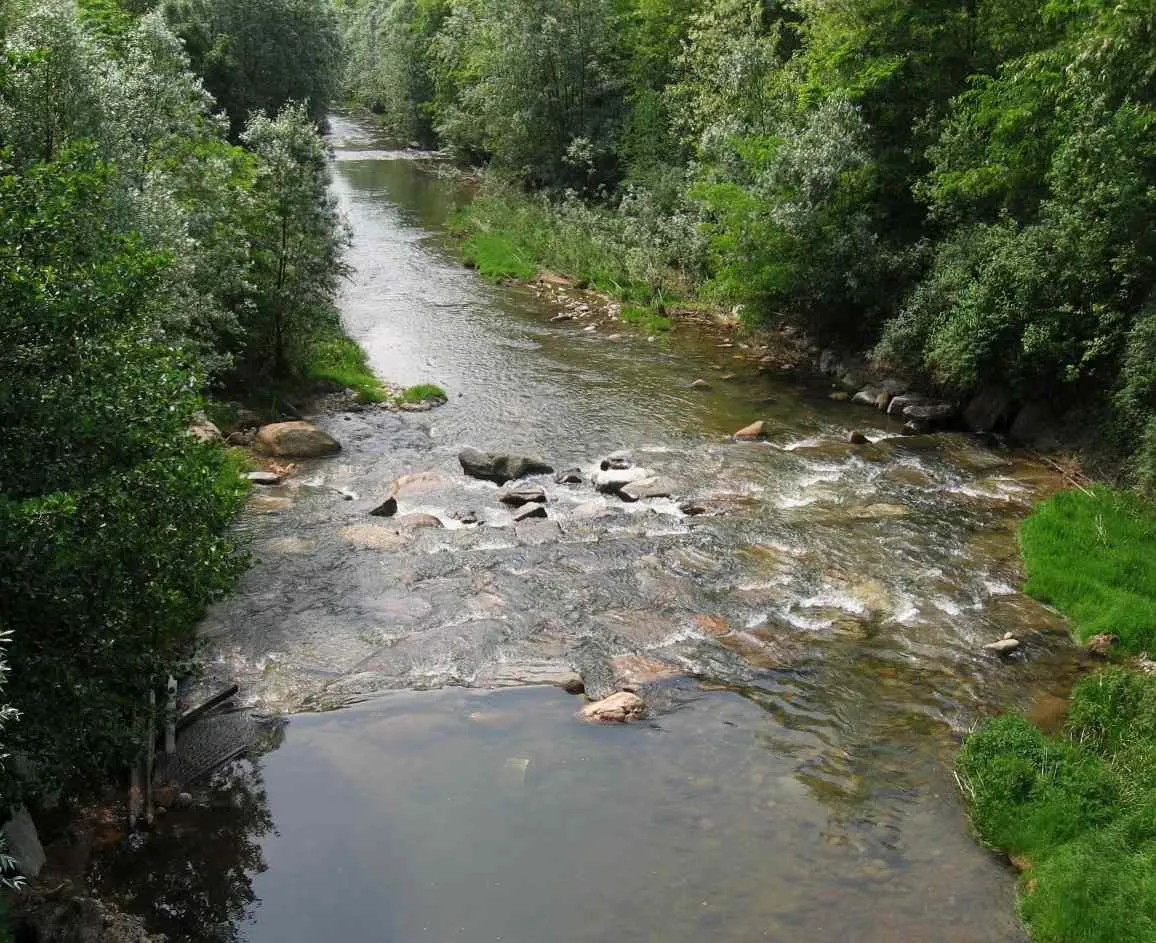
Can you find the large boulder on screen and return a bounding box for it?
[459,447,553,484]
[254,421,340,458]
[187,413,222,444]
[963,385,1013,434]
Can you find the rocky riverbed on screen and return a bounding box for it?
[94,113,1088,943]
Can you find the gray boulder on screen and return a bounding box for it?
[595,467,650,495]
[619,476,675,502]
[499,486,547,507]
[254,421,340,458]
[458,447,553,484]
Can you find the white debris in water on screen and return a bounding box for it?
[983,579,1017,596]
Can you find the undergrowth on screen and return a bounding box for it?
[958,669,1156,942]
[1020,486,1156,654]
[401,383,446,403]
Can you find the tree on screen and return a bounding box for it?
[240,103,350,377]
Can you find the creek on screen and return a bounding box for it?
[95,113,1086,942]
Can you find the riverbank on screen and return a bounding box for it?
[956,486,1156,941]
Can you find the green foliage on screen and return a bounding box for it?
[621,305,671,333]
[1019,487,1156,654]
[307,336,388,402]
[462,230,537,282]
[0,0,352,806]
[958,669,1156,941]
[162,0,341,137]
[0,146,249,798]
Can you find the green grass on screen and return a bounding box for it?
[958,669,1156,942]
[1020,486,1156,654]
[305,335,388,403]
[462,231,537,282]
[621,304,672,333]
[401,383,446,403]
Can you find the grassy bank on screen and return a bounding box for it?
[957,486,1156,941]
[451,180,701,331]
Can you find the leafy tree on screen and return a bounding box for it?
[240,103,350,377]
[162,0,341,136]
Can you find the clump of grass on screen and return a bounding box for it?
[958,668,1156,942]
[306,336,387,403]
[621,304,672,333]
[462,231,537,282]
[401,383,446,403]
[1020,486,1156,653]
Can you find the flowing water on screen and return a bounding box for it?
[96,114,1089,941]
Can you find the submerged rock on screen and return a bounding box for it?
[394,513,443,529]
[255,421,340,458]
[581,691,646,724]
[619,476,675,502]
[499,486,547,507]
[678,500,708,516]
[458,447,553,484]
[691,378,712,390]
[847,430,869,445]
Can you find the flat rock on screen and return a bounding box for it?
[394,513,443,529]
[499,486,547,507]
[733,420,769,440]
[246,471,283,486]
[619,476,675,502]
[904,402,956,422]
[254,421,340,458]
[581,691,646,724]
[459,447,553,484]
[513,504,548,522]
[595,466,650,495]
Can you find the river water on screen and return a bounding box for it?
[96,114,1087,941]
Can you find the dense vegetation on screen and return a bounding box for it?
[0,0,348,811]
[339,0,1156,484]
[959,669,1156,941]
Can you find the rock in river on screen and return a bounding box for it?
[600,450,633,471]
[555,467,584,484]
[733,420,769,441]
[254,421,340,458]
[513,504,548,522]
[459,447,553,484]
[581,691,646,724]
[499,486,547,507]
[369,496,398,518]
[394,513,443,529]
[620,476,675,502]
[983,635,1022,656]
[595,466,650,495]
[246,470,283,486]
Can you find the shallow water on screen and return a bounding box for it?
[98,113,1087,941]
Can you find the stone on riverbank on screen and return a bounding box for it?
[246,471,283,486]
[188,413,222,444]
[459,447,553,484]
[581,691,645,724]
[255,421,340,458]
